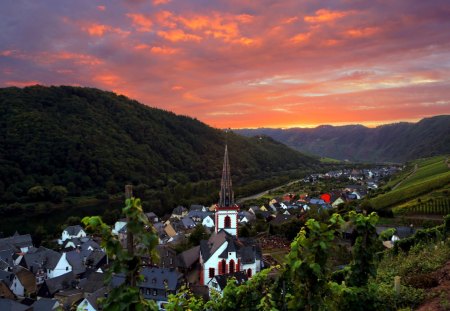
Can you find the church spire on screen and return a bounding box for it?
[219,145,234,207]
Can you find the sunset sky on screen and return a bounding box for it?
[1,0,450,128]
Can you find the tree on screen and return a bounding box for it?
[188,224,210,246]
[49,185,68,203]
[286,213,344,310]
[82,197,159,311]
[346,211,381,287]
[27,185,46,201]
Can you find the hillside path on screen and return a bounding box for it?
[392,163,418,190]
[236,179,301,203]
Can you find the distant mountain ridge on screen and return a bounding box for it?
[235,115,450,163]
[0,85,317,203]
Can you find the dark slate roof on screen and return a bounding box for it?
[212,271,248,290]
[64,225,84,236]
[187,211,213,220]
[65,250,86,275]
[86,250,106,268]
[78,272,105,294]
[86,286,107,310]
[111,274,125,288]
[43,250,62,270]
[43,272,76,295]
[32,298,59,311]
[270,214,294,226]
[173,206,187,215]
[0,298,30,311]
[0,259,10,270]
[0,234,33,252]
[177,246,200,269]
[140,267,182,291]
[201,231,260,264]
[190,204,205,211]
[22,247,53,272]
[0,270,15,287]
[181,217,196,229]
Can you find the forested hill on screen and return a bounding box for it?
[235,115,450,163]
[0,85,317,204]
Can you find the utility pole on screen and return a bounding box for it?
[125,184,136,287]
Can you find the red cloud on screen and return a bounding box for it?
[304,9,352,23]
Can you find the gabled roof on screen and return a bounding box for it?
[0,234,33,252]
[270,214,294,226]
[86,286,107,310]
[66,250,86,275]
[13,266,36,294]
[200,230,229,262]
[0,298,31,311]
[63,225,84,236]
[42,272,76,295]
[32,298,59,311]
[86,250,106,268]
[187,211,213,220]
[211,271,248,290]
[44,250,62,270]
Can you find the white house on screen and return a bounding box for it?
[77,287,107,311]
[202,215,215,228]
[59,226,87,244]
[46,252,72,279]
[112,220,127,236]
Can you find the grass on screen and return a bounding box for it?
[320,157,342,164]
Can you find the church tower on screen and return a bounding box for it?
[215,145,239,236]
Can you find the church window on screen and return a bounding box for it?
[247,268,252,277]
[221,259,227,274]
[224,216,231,228]
[229,259,235,274]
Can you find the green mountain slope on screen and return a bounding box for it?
[235,116,450,163]
[0,85,318,204]
[370,156,450,211]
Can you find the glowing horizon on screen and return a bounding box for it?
[1,0,450,128]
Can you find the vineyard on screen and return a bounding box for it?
[372,155,450,210]
[394,197,450,215]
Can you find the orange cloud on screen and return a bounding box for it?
[126,13,153,32]
[94,74,121,86]
[83,23,129,37]
[153,0,171,5]
[151,46,178,55]
[155,10,177,28]
[171,85,184,91]
[345,27,380,38]
[157,29,202,42]
[290,32,311,44]
[282,16,299,24]
[304,9,351,23]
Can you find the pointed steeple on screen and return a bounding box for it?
[219,145,234,207]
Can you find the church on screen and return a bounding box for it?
[199,145,262,286]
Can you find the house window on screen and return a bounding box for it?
[224,216,231,228]
[229,260,235,274]
[247,268,252,277]
[209,268,215,278]
[152,278,156,284]
[153,289,157,296]
[66,267,69,271]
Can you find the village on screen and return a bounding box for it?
[0,148,406,311]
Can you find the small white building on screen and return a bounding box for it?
[202,215,215,228]
[59,226,86,244]
[46,252,72,279]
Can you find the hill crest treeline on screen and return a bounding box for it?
[0,85,318,207]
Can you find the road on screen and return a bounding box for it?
[236,179,302,203]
